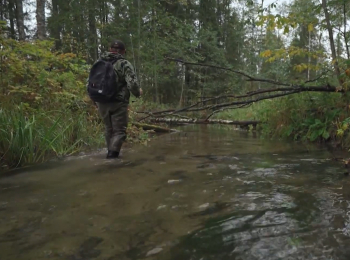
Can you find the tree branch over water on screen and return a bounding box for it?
[137,58,344,122]
[165,57,291,87]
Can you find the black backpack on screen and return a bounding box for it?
[87,58,123,103]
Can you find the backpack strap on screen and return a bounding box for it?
[111,57,124,65]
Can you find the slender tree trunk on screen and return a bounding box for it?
[51,0,62,49]
[15,0,26,41]
[88,0,98,63]
[8,0,16,39]
[185,64,190,105]
[0,0,4,20]
[99,0,107,52]
[179,65,185,107]
[137,0,141,88]
[152,4,158,103]
[322,0,341,82]
[308,30,311,81]
[36,0,46,40]
[344,0,350,59]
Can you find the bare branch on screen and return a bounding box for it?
[136,55,343,121]
[136,84,342,119]
[166,57,291,87]
[304,69,332,84]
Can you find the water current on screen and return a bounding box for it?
[1,125,350,260]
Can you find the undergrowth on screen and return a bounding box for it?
[0,33,149,170]
[213,92,350,148]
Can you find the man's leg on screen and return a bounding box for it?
[109,102,128,155]
[97,103,113,154]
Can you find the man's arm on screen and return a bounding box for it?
[86,77,97,107]
[123,61,141,98]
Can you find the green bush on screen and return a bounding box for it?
[0,35,147,170]
[213,91,350,146]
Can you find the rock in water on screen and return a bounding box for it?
[146,247,163,257]
[167,179,181,184]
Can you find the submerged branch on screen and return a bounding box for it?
[151,118,260,127]
[132,122,175,133]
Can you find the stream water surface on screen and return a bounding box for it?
[1,126,350,260]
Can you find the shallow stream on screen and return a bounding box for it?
[1,126,350,260]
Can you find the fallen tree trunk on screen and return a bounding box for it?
[137,85,343,119]
[150,118,260,129]
[132,122,176,133]
[135,58,344,121]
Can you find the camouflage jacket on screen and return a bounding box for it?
[97,52,140,103]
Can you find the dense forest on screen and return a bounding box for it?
[1,0,350,169]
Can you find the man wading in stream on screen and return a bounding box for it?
[87,40,142,159]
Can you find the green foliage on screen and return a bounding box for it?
[0,38,89,110]
[2,0,350,168]
[0,34,148,170]
[0,106,104,169]
[214,91,350,145]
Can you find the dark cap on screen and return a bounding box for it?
[110,40,126,50]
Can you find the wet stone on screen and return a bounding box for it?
[146,247,163,257]
[198,203,210,209]
[78,237,103,259]
[229,164,239,170]
[168,179,182,184]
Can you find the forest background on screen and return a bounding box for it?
[1,0,350,169]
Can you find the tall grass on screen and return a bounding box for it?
[0,107,104,169]
[213,92,350,146]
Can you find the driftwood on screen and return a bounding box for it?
[150,118,260,129]
[132,122,175,133]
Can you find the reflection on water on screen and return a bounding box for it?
[1,125,350,260]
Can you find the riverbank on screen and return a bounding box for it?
[1,37,348,171]
[131,95,350,163]
[0,105,151,171]
[0,38,153,171]
[210,92,350,149]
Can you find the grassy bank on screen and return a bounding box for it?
[0,106,103,169]
[130,93,350,150]
[0,105,149,170]
[213,92,350,148]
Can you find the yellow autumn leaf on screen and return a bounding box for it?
[336,86,343,92]
[261,50,272,58]
[308,23,314,32]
